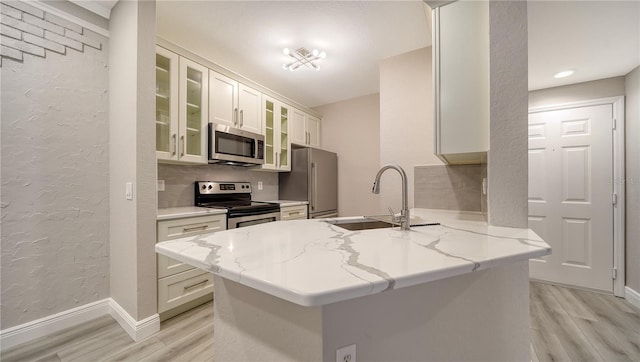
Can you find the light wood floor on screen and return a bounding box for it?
[2,282,639,362]
[1,301,214,362]
[530,282,640,361]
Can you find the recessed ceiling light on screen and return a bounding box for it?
[554,70,575,79]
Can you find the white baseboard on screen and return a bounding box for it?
[0,299,160,350]
[109,299,160,342]
[0,299,111,350]
[625,286,640,309]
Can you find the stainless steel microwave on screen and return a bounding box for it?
[208,123,265,166]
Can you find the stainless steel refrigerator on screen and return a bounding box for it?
[279,148,338,218]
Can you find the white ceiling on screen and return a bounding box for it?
[156,1,431,107]
[111,0,640,108]
[528,1,640,91]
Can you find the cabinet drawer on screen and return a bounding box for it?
[280,205,308,220]
[157,254,194,278]
[157,214,226,242]
[158,268,213,313]
[157,214,226,278]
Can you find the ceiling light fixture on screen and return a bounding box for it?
[554,69,575,78]
[282,47,326,71]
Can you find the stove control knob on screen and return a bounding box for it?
[208,184,213,190]
[201,184,207,190]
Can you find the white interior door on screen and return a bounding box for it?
[528,104,614,292]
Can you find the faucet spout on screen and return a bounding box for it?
[372,164,410,230]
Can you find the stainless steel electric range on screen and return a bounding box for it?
[195,181,280,229]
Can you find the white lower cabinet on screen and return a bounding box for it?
[280,204,308,220]
[157,213,226,318]
[157,268,214,314]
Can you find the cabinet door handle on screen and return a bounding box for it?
[183,225,209,232]
[183,279,208,290]
[233,108,238,126]
[171,134,177,156]
[180,135,185,157]
[240,109,244,127]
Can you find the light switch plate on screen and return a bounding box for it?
[125,182,133,200]
[157,180,165,192]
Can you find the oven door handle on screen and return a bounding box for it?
[228,208,281,218]
[228,211,281,229]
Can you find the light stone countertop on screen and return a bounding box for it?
[155,208,550,307]
[262,200,309,207]
[157,206,227,221]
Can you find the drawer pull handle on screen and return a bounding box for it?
[288,211,300,215]
[184,279,208,290]
[183,225,209,232]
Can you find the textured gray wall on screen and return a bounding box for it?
[487,1,529,227]
[0,1,109,328]
[158,164,279,208]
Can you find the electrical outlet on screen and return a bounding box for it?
[157,180,165,192]
[257,181,263,190]
[336,344,356,362]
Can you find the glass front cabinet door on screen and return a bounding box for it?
[178,58,208,163]
[156,46,179,160]
[156,46,208,164]
[262,96,291,171]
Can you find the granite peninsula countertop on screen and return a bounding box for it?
[155,208,550,306]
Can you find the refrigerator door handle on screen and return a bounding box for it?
[311,162,317,211]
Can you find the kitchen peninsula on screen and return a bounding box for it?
[156,209,550,361]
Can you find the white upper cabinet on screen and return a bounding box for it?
[156,47,179,161]
[178,58,209,163]
[209,71,238,128]
[306,115,321,148]
[261,96,291,171]
[291,108,307,145]
[237,84,262,134]
[156,46,208,164]
[433,1,489,165]
[209,70,262,134]
[291,108,321,148]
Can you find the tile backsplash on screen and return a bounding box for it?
[157,163,279,208]
[414,165,485,213]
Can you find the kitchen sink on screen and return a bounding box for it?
[326,218,396,231]
[325,216,440,231]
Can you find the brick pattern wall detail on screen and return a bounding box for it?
[0,1,102,66]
